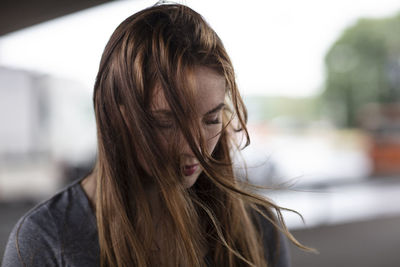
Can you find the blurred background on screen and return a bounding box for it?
[1,0,400,266]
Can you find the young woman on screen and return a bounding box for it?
[2,3,309,267]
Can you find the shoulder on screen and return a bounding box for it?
[2,189,67,266]
[250,206,292,267]
[2,179,96,267]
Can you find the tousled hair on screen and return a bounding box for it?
[93,3,309,267]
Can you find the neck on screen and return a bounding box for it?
[80,171,97,212]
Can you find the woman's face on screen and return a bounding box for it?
[151,66,226,188]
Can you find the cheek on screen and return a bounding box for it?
[207,137,220,154]
[206,128,222,153]
[158,134,169,151]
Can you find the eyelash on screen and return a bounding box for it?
[155,121,174,129]
[204,116,221,125]
[155,118,221,129]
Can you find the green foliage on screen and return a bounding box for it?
[323,12,400,127]
[243,95,321,123]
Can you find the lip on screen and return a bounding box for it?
[183,164,199,176]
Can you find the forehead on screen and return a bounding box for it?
[151,66,226,112]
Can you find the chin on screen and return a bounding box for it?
[182,171,201,188]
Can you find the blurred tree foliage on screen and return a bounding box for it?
[244,96,320,122]
[323,12,400,128]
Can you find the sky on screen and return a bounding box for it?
[0,0,400,97]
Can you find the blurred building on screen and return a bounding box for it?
[0,67,49,157]
[0,66,96,201]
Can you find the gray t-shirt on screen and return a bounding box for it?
[2,179,290,266]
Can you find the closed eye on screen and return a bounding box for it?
[152,111,175,129]
[204,115,221,125]
[152,103,225,128]
[203,103,224,125]
[155,120,174,129]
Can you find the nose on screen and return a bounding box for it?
[180,136,197,159]
[177,122,214,160]
[178,128,203,160]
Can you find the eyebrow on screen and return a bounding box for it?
[203,103,225,116]
[152,103,225,117]
[152,110,173,116]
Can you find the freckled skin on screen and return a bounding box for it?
[82,67,227,206]
[151,66,226,188]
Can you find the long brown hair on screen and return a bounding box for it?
[93,3,308,267]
